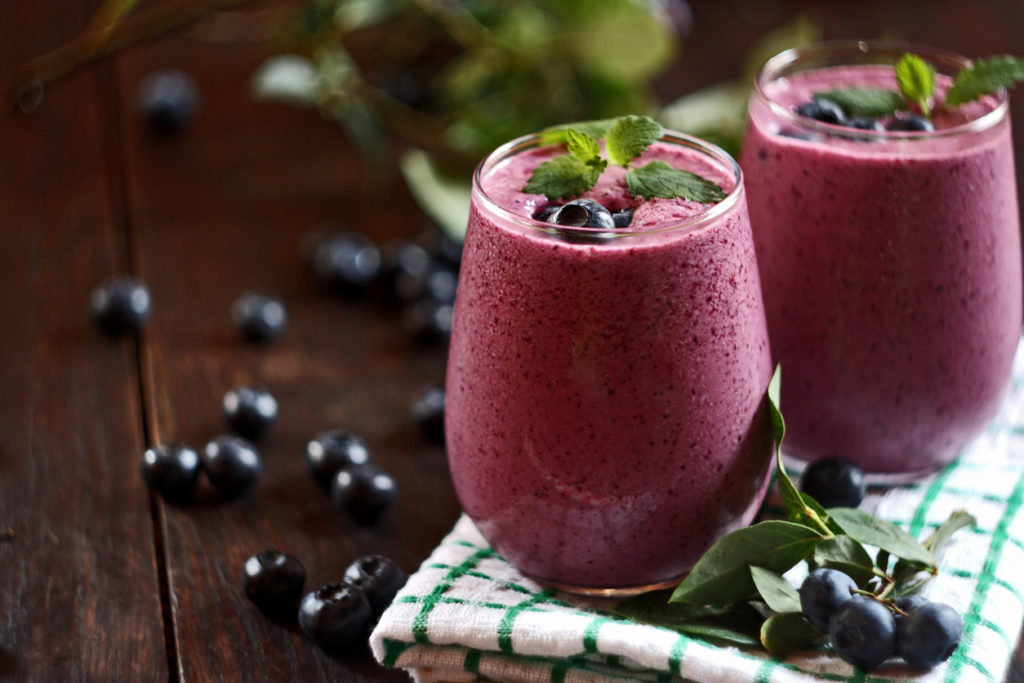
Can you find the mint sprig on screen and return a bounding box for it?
[814,52,1024,122]
[524,115,726,203]
[615,366,977,658]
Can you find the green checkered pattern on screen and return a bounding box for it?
[371,343,1024,682]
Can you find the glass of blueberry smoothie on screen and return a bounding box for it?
[445,122,775,595]
[740,41,1022,479]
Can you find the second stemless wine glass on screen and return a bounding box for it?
[740,41,1022,479]
[445,129,774,596]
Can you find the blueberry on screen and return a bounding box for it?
[310,232,381,293]
[343,555,407,617]
[231,290,287,343]
[893,595,928,618]
[298,582,372,651]
[896,601,963,669]
[141,442,200,501]
[137,68,200,137]
[202,434,261,497]
[847,117,885,132]
[242,550,306,615]
[828,595,897,671]
[533,203,561,222]
[401,299,453,345]
[423,265,459,304]
[90,276,152,335]
[612,208,635,228]
[795,98,846,125]
[409,385,445,444]
[548,199,616,229]
[800,456,866,509]
[800,568,857,632]
[306,429,371,491]
[379,241,432,305]
[222,385,278,439]
[887,115,935,132]
[331,464,398,526]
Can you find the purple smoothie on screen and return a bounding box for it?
[740,43,1023,476]
[445,132,774,593]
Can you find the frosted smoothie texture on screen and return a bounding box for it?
[741,43,1023,476]
[445,131,774,593]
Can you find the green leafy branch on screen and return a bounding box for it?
[616,366,977,656]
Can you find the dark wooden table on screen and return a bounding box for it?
[3,1,1024,681]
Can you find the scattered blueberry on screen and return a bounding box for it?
[547,199,616,229]
[800,568,857,632]
[401,299,453,345]
[423,266,458,304]
[202,434,261,498]
[896,601,963,670]
[331,464,398,526]
[137,68,200,137]
[310,231,382,293]
[379,240,432,305]
[242,550,306,615]
[141,442,200,501]
[343,555,407,617]
[306,429,372,491]
[298,582,372,651]
[222,385,278,439]
[90,276,152,335]
[409,385,445,444]
[800,456,866,509]
[231,290,287,343]
[887,115,935,132]
[795,98,846,125]
[828,595,897,671]
[893,595,928,618]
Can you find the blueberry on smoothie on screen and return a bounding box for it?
[848,117,885,132]
[548,199,616,229]
[795,98,846,125]
[612,208,635,228]
[887,115,935,132]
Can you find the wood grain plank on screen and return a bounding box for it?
[115,15,460,681]
[0,3,168,681]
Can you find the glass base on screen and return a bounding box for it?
[533,572,687,599]
[781,452,949,486]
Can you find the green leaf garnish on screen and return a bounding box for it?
[668,521,824,606]
[760,613,824,657]
[815,88,907,118]
[749,566,801,613]
[945,55,1024,107]
[625,161,727,202]
[827,508,936,568]
[522,154,604,201]
[523,114,725,204]
[896,52,936,116]
[812,535,876,587]
[605,114,663,167]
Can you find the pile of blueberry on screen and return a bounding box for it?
[794,97,934,133]
[242,549,407,651]
[800,568,963,671]
[306,429,398,526]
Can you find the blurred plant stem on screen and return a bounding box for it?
[7,0,257,109]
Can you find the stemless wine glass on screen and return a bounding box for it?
[740,41,1022,480]
[445,129,774,595]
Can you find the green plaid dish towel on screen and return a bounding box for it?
[371,343,1024,682]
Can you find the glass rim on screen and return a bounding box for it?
[753,39,1009,141]
[471,130,745,239]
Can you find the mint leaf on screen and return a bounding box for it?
[760,613,824,656]
[626,161,726,202]
[815,88,907,118]
[828,508,935,568]
[896,53,936,116]
[566,128,601,164]
[606,114,663,167]
[749,566,801,613]
[669,520,824,606]
[945,55,1024,107]
[523,154,602,200]
[539,118,616,146]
